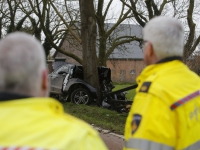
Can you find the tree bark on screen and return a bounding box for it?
[79,0,101,105]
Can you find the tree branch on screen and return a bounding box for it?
[184,0,195,59]
[49,0,81,44]
[106,36,141,58]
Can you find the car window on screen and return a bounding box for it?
[54,66,69,74]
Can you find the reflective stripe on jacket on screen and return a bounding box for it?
[0,97,108,150]
[124,59,200,150]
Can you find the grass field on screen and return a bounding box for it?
[62,84,137,135]
[63,102,128,134]
[113,84,136,100]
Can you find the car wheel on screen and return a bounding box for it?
[71,88,91,105]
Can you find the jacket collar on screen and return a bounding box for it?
[0,96,64,115]
[156,56,182,64]
[0,92,30,101]
[136,56,183,86]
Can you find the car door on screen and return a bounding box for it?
[49,65,69,93]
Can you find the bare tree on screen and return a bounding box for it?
[79,0,101,104]
[0,0,9,38]
[26,0,83,62]
[183,0,200,61]
[0,0,81,60]
[96,0,142,66]
[2,0,199,63]
[187,50,200,75]
[0,0,32,38]
[120,0,200,61]
[1,0,143,66]
[0,0,56,57]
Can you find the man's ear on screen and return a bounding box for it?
[148,42,154,57]
[42,69,48,90]
[148,42,158,63]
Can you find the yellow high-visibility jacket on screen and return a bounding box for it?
[124,58,200,150]
[0,96,108,150]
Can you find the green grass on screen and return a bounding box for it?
[113,84,136,100]
[63,102,128,135]
[62,84,137,135]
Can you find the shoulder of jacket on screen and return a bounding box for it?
[137,74,156,93]
[62,114,108,148]
[63,113,98,135]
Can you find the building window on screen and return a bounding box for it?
[120,70,126,82]
[130,70,136,75]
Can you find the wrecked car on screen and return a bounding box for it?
[48,63,137,112]
[49,63,118,105]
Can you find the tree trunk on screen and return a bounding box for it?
[0,17,2,38]
[98,36,107,66]
[79,0,101,105]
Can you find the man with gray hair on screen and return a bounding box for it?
[0,32,107,150]
[124,16,200,150]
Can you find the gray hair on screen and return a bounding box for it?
[0,32,46,96]
[143,16,184,60]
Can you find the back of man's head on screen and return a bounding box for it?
[0,32,47,97]
[143,16,184,60]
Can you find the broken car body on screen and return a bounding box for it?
[49,63,134,112]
